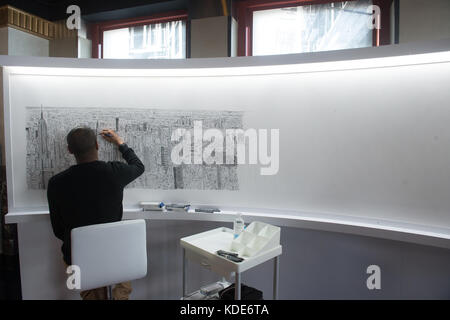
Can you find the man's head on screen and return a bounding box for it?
[67,127,99,163]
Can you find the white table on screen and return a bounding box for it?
[180,227,282,300]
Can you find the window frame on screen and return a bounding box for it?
[88,10,189,59]
[235,0,392,56]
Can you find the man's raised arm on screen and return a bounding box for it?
[100,129,145,186]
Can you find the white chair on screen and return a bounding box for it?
[71,219,147,299]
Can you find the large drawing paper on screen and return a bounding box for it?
[26,106,242,190]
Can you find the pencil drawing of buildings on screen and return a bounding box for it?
[26,106,242,190]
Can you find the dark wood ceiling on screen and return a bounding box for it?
[0,0,184,21]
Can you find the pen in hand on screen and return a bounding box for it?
[99,129,124,146]
[99,133,112,137]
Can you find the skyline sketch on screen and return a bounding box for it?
[26,106,243,190]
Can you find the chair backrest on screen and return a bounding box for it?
[71,219,147,291]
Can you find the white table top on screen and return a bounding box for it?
[180,227,282,274]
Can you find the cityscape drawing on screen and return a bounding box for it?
[26,106,243,190]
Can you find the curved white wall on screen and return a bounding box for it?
[3,43,450,231]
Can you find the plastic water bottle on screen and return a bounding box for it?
[233,212,244,239]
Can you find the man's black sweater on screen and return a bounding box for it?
[47,143,145,265]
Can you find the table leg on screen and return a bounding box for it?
[235,272,241,300]
[273,256,279,300]
[182,248,187,298]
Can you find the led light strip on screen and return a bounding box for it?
[5,51,450,78]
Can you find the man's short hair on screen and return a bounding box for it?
[67,127,97,157]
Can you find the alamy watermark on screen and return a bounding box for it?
[367,5,381,30]
[366,265,381,290]
[65,3,381,32]
[170,121,279,176]
[66,263,382,291]
[66,5,81,30]
[66,265,81,290]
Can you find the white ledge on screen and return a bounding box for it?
[6,207,450,249]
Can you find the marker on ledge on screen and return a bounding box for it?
[195,208,221,214]
[165,204,190,212]
[140,201,165,211]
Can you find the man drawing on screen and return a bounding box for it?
[47,127,145,300]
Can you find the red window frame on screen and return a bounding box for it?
[235,0,393,56]
[88,10,188,59]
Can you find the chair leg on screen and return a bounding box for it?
[107,285,113,300]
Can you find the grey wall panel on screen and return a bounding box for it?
[18,219,450,299]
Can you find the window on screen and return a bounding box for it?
[89,11,188,59]
[103,20,186,59]
[237,0,392,56]
[253,1,372,56]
